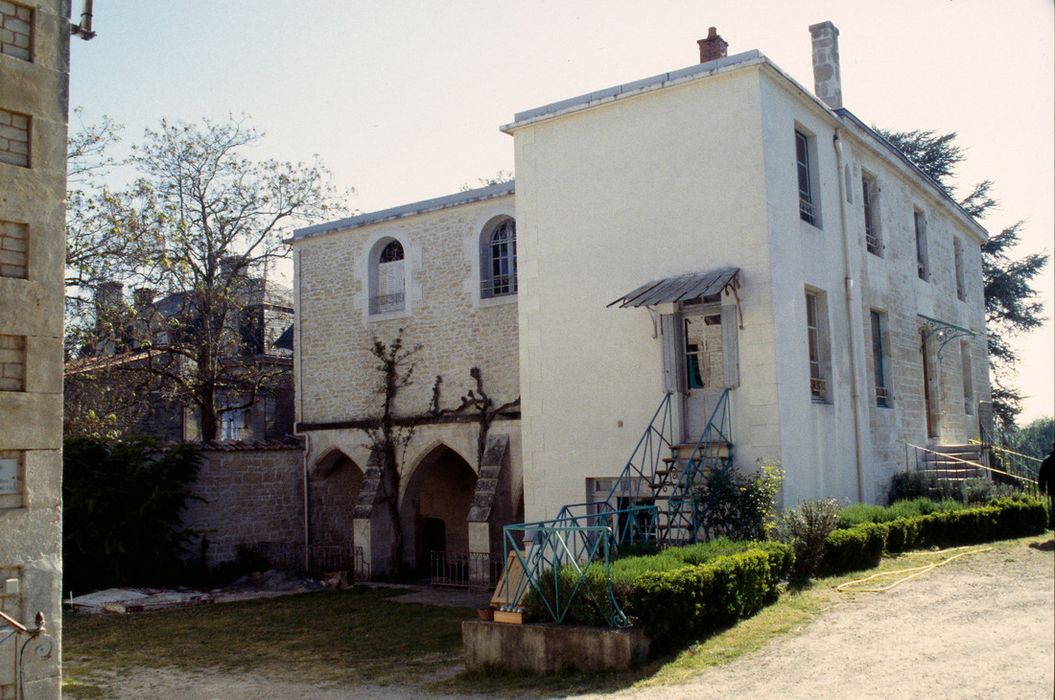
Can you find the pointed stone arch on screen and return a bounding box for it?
[308,448,363,554]
[399,442,477,575]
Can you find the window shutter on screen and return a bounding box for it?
[721,303,740,388]
[660,314,681,394]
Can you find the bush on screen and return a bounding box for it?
[779,498,841,577]
[838,497,963,528]
[63,436,202,593]
[522,541,794,648]
[821,523,887,575]
[695,463,783,541]
[889,471,1022,505]
[821,498,1049,573]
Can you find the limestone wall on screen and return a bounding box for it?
[181,447,305,567]
[0,1,69,697]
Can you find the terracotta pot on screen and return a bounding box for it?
[476,607,494,621]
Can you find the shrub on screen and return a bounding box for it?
[779,498,841,577]
[822,497,1049,572]
[889,471,1024,505]
[820,523,887,575]
[695,462,783,541]
[838,497,963,528]
[522,541,794,649]
[63,436,202,593]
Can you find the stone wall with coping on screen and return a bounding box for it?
[180,447,304,568]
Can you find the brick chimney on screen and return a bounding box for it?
[697,27,728,63]
[809,21,842,110]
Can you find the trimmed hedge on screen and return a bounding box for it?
[822,498,1048,574]
[523,541,793,648]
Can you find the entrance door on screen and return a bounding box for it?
[681,308,725,443]
[920,330,939,439]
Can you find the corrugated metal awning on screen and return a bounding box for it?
[607,267,740,308]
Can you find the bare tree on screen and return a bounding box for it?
[74,116,344,440]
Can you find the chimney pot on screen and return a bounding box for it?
[809,21,843,110]
[697,27,728,64]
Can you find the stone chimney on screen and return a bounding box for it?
[809,21,842,110]
[697,27,728,63]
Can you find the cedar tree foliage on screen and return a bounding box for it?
[877,127,1049,432]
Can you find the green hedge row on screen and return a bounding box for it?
[624,542,793,645]
[524,541,793,648]
[822,498,1048,575]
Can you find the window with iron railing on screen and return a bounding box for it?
[805,290,830,402]
[870,309,891,407]
[371,239,405,314]
[862,171,880,255]
[796,130,816,226]
[953,237,965,301]
[914,209,928,280]
[481,219,517,298]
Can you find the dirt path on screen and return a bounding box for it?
[99,538,1054,699]
[583,538,1055,700]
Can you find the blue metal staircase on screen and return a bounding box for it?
[497,390,733,626]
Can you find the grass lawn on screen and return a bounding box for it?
[63,586,473,698]
[63,535,1050,698]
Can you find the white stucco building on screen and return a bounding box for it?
[292,22,990,570]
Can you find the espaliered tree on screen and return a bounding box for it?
[67,116,342,440]
[877,128,1049,432]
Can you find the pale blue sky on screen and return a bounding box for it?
[69,0,1054,422]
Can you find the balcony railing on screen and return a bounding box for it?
[799,196,816,225]
[875,385,891,407]
[369,292,404,315]
[429,551,504,590]
[810,376,827,400]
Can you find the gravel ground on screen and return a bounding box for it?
[102,537,1054,699]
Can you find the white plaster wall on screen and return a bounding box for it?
[512,67,781,522]
[757,67,990,506]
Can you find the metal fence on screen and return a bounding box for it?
[429,551,503,590]
[245,541,369,581]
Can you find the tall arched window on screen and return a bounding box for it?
[371,239,405,314]
[481,218,516,298]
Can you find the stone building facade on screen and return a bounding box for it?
[0,1,75,697]
[294,22,991,571]
[292,186,522,578]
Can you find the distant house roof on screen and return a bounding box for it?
[291,181,515,242]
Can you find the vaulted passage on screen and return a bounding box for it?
[400,445,477,575]
[308,451,363,554]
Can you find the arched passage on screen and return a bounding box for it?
[400,444,477,575]
[308,450,363,556]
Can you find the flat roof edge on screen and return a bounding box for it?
[292,181,515,242]
[501,50,765,132]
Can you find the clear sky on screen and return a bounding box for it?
[69,0,1053,423]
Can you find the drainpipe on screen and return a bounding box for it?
[833,129,866,503]
[292,248,311,571]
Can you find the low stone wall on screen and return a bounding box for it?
[181,445,304,567]
[462,620,650,673]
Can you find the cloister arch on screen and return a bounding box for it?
[399,443,477,575]
[308,449,363,554]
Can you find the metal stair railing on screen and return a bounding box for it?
[970,439,1043,483]
[495,391,734,627]
[903,441,1038,494]
[661,389,732,546]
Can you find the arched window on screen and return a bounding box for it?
[371,239,405,314]
[481,218,517,298]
